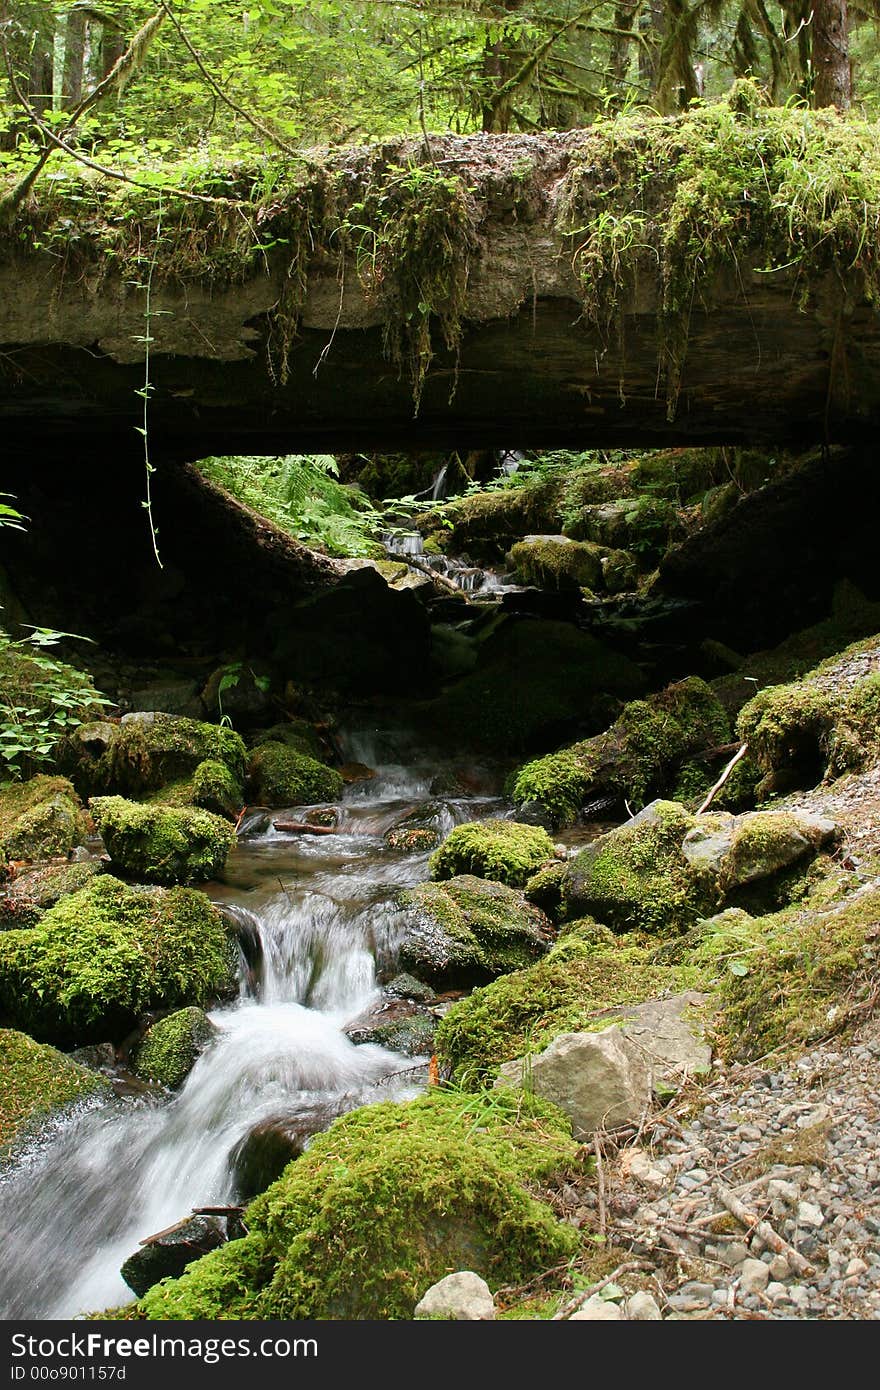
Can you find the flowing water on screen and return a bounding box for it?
[0,733,504,1320]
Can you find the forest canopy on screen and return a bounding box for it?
[1,0,876,189]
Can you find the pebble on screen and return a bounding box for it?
[740,1259,770,1294]
[625,1292,662,1320]
[570,1296,622,1321]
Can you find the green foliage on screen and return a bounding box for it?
[0,632,112,782]
[90,796,235,886]
[429,819,557,888]
[140,1088,579,1320]
[0,874,237,1045]
[0,1028,110,1158]
[197,455,383,559]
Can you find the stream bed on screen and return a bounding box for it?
[0,732,504,1319]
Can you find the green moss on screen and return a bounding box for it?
[0,859,101,930]
[513,676,730,829]
[429,820,557,888]
[91,797,235,886]
[191,760,243,819]
[132,1007,216,1090]
[246,742,343,806]
[397,875,553,988]
[524,861,568,918]
[736,684,835,774]
[0,875,237,1045]
[60,715,246,799]
[435,931,702,1087]
[506,537,603,591]
[0,775,88,865]
[561,801,707,933]
[140,1089,579,1320]
[420,482,562,558]
[249,721,323,758]
[0,1027,111,1157]
[687,880,880,1060]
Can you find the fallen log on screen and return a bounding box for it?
[272,820,341,835]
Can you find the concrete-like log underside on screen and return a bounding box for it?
[3,121,880,459]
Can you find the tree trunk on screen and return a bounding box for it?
[62,8,87,109]
[812,0,851,110]
[611,0,637,87]
[27,43,54,118]
[101,20,127,80]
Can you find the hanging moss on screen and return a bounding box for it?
[139,1089,579,1320]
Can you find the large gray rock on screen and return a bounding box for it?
[682,808,838,890]
[414,1271,496,1321]
[614,992,712,1084]
[494,1027,652,1138]
[570,1295,623,1320]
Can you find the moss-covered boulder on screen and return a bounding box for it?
[682,808,837,895]
[131,1007,218,1090]
[59,713,246,799]
[249,721,323,758]
[429,820,557,888]
[560,801,707,933]
[524,860,567,918]
[506,535,603,592]
[0,875,237,1045]
[418,481,563,557]
[138,1090,579,1320]
[0,776,89,866]
[563,496,681,563]
[395,875,554,989]
[435,927,702,1087]
[736,683,835,783]
[0,1027,111,1158]
[423,618,643,753]
[343,997,436,1057]
[0,858,101,930]
[513,676,730,829]
[246,743,343,807]
[91,797,235,885]
[147,759,243,822]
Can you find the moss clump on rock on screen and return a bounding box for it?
[131,1007,217,1090]
[0,1027,111,1158]
[0,858,101,930]
[514,676,730,830]
[0,875,237,1045]
[249,721,323,758]
[139,1089,579,1320]
[0,775,89,866]
[506,536,603,591]
[561,800,706,933]
[396,875,554,989]
[435,929,702,1086]
[736,683,834,777]
[429,820,557,888]
[246,742,343,806]
[91,797,234,885]
[60,714,247,799]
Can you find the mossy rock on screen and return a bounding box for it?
[423,618,643,754]
[0,858,101,930]
[249,721,323,759]
[563,496,680,564]
[0,875,237,1045]
[395,875,554,989]
[506,535,604,591]
[561,800,709,933]
[736,683,835,777]
[429,820,557,888]
[0,1027,111,1159]
[686,879,880,1060]
[524,860,567,919]
[91,797,235,886]
[131,1007,218,1090]
[138,1090,579,1320]
[58,714,246,799]
[435,929,703,1087]
[0,775,89,866]
[148,759,243,822]
[246,742,343,807]
[513,676,730,830]
[420,482,563,557]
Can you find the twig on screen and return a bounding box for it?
[551,1261,647,1320]
[594,1134,607,1240]
[696,742,749,815]
[716,1185,814,1276]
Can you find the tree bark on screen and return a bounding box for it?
[62,8,87,110]
[812,0,851,110]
